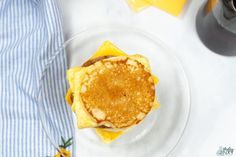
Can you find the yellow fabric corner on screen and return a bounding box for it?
[95,128,124,143]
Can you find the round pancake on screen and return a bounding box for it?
[80,56,155,128]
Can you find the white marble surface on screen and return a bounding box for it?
[60,0,236,156]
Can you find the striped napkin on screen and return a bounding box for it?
[0,0,74,157]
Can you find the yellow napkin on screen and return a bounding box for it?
[127,0,187,16]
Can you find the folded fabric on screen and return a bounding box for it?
[0,0,74,156]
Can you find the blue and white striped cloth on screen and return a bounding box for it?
[0,0,74,156]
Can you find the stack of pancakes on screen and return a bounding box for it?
[66,41,160,143]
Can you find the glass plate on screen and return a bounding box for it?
[46,25,190,157]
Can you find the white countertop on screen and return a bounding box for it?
[60,0,236,156]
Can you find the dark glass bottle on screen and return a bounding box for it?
[196,0,236,56]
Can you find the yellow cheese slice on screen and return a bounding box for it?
[127,0,187,16]
[66,67,82,92]
[90,40,128,59]
[66,40,160,142]
[65,88,73,106]
[147,0,187,16]
[127,0,151,12]
[152,75,158,84]
[152,98,160,110]
[95,128,124,144]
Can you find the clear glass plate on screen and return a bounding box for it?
[64,25,191,157]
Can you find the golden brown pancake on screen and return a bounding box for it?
[79,56,155,128]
